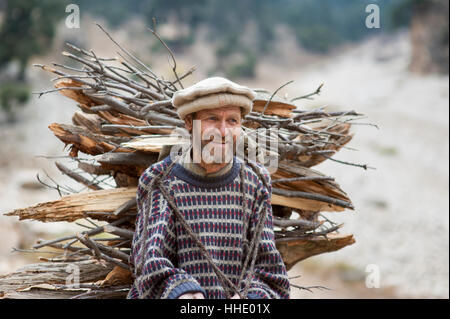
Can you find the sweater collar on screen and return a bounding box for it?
[167,155,242,188]
[181,150,234,178]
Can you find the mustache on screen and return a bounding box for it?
[202,138,229,143]
[201,134,236,144]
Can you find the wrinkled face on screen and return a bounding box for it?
[185,106,242,163]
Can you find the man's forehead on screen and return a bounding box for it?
[197,106,242,116]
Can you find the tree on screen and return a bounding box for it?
[391,0,449,74]
[0,0,67,81]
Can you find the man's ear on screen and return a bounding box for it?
[184,114,193,132]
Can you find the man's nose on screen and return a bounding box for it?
[218,120,227,136]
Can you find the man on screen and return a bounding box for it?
[127,77,290,299]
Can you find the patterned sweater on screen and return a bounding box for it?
[127,156,290,299]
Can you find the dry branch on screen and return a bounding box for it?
[5,187,137,222]
[276,234,355,270]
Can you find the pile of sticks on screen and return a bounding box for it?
[0,24,368,298]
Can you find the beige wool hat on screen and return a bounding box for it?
[172,77,256,120]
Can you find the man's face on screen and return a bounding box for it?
[185,106,242,163]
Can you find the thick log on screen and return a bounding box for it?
[0,285,130,299]
[273,217,321,229]
[271,193,346,212]
[49,123,131,156]
[271,162,352,212]
[252,91,296,118]
[5,187,137,222]
[1,287,84,299]
[97,110,148,129]
[121,135,190,153]
[0,260,114,294]
[72,111,104,134]
[94,152,158,178]
[273,188,353,210]
[114,172,139,187]
[276,234,355,270]
[101,124,176,136]
[54,78,98,107]
[275,161,351,203]
[78,162,111,176]
[94,152,158,168]
[98,266,133,287]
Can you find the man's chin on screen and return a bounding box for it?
[202,151,234,164]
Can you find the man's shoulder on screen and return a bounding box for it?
[138,156,173,188]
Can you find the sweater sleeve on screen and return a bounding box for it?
[127,167,206,299]
[243,167,291,299]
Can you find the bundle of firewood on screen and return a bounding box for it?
[0,25,365,299]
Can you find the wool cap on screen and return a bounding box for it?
[172,77,256,120]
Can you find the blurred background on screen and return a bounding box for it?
[0,0,448,298]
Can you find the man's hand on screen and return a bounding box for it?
[178,292,205,299]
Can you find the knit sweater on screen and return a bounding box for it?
[127,156,290,299]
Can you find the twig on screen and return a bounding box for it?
[103,225,134,239]
[62,50,163,100]
[261,80,294,116]
[101,124,176,133]
[317,154,375,170]
[139,99,172,115]
[273,218,322,229]
[312,224,342,237]
[272,188,354,210]
[75,222,95,230]
[290,284,331,293]
[76,233,129,270]
[94,22,164,97]
[271,176,335,184]
[33,87,86,98]
[148,18,183,89]
[33,216,132,249]
[51,62,89,73]
[113,198,137,216]
[36,173,66,197]
[55,161,103,190]
[290,83,324,102]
